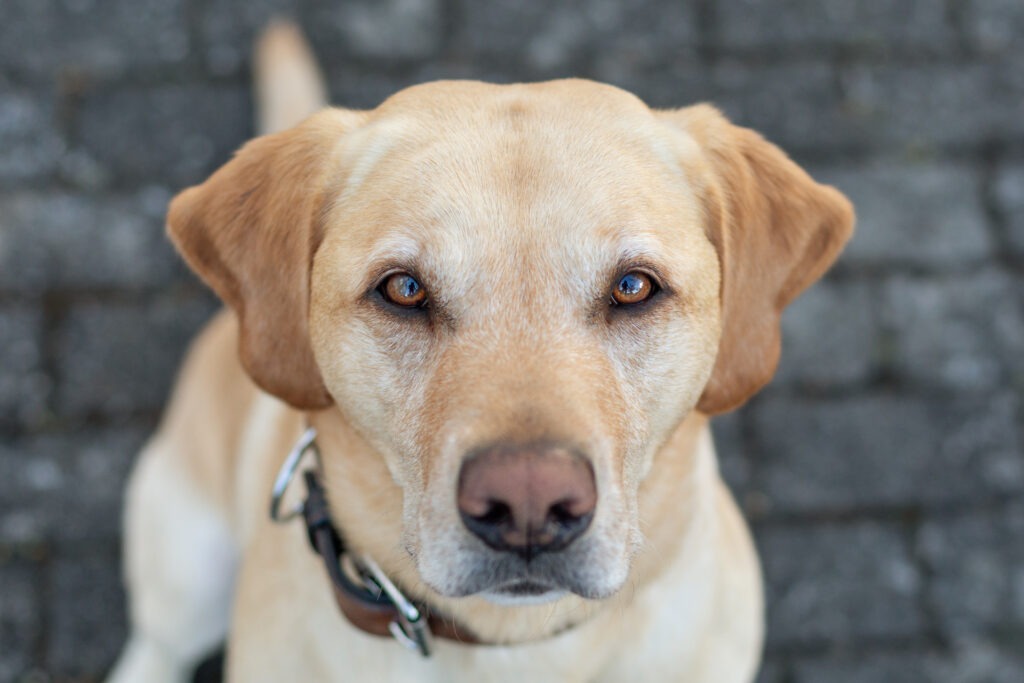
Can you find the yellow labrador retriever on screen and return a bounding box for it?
[109,23,852,683]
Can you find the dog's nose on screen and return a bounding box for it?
[457,444,596,560]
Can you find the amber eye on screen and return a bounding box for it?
[380,272,427,308]
[611,271,656,306]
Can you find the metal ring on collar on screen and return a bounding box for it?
[270,426,320,523]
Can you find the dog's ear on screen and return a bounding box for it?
[660,105,854,414]
[167,109,365,409]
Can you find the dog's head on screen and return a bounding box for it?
[168,80,852,609]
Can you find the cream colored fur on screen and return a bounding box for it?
[109,20,855,683]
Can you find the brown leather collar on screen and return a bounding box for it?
[299,468,481,654]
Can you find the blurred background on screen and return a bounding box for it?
[1,1,1023,681]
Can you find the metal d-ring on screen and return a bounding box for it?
[269,427,321,523]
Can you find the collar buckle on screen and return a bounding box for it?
[359,555,433,657]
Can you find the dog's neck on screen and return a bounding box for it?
[307,410,719,645]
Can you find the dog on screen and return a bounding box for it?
[108,21,853,683]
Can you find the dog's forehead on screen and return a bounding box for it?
[320,79,707,303]
[337,78,689,200]
[339,78,692,187]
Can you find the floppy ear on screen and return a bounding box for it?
[167,109,366,409]
[661,105,854,414]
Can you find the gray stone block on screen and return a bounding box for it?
[813,164,992,268]
[0,0,190,79]
[757,521,924,647]
[329,67,421,110]
[993,163,1024,258]
[934,641,1024,683]
[713,411,750,497]
[705,62,845,155]
[714,0,953,53]
[47,551,127,678]
[0,88,65,185]
[794,652,933,683]
[964,0,1024,55]
[749,393,1024,514]
[0,189,182,292]
[837,63,1024,153]
[631,62,1016,159]
[754,658,786,683]
[593,60,712,112]
[918,502,1024,638]
[0,306,49,428]
[793,643,1024,683]
[309,0,443,62]
[77,84,250,188]
[457,0,699,75]
[57,147,115,191]
[0,557,40,680]
[881,272,1024,391]
[775,278,878,389]
[55,295,218,419]
[0,428,145,544]
[597,61,852,157]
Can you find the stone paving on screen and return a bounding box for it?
[1,1,1022,681]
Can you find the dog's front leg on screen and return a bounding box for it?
[107,435,238,683]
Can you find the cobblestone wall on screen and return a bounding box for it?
[1,1,1023,681]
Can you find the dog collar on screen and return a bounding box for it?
[269,428,479,656]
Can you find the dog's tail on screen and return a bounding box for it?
[254,20,328,135]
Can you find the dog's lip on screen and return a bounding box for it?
[491,579,557,596]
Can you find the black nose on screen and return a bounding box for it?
[457,443,596,561]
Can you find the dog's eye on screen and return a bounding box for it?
[611,271,657,306]
[380,272,427,308]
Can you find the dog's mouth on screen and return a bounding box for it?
[495,579,553,596]
[480,579,567,606]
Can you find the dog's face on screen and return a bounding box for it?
[168,80,852,603]
[309,82,722,600]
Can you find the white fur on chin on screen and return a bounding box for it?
[480,588,570,607]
